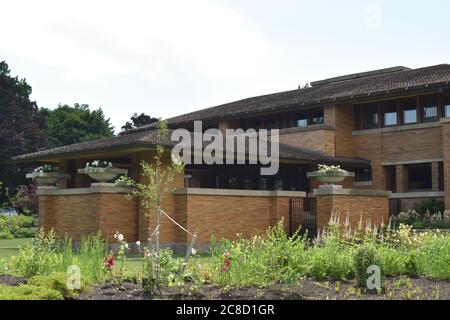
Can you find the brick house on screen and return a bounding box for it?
[13,64,450,250]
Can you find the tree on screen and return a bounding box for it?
[122,120,184,291]
[0,61,48,203]
[121,113,159,132]
[40,103,115,147]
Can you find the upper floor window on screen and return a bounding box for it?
[311,110,324,125]
[403,108,417,124]
[445,97,450,117]
[421,95,439,122]
[297,113,307,127]
[364,105,379,129]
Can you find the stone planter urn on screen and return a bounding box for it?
[26,172,70,186]
[78,167,128,183]
[307,165,355,185]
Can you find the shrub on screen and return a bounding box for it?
[0,215,37,239]
[28,272,89,299]
[417,232,450,279]
[354,245,381,288]
[414,199,444,215]
[10,228,61,277]
[0,284,63,300]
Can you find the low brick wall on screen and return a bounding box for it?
[171,189,306,247]
[314,185,390,232]
[37,185,138,242]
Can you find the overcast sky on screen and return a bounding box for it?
[1,0,449,131]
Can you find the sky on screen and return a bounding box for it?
[1,0,449,132]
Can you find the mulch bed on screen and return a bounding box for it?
[1,273,448,300]
[78,277,450,300]
[0,275,27,286]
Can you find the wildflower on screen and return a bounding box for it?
[191,248,197,255]
[224,258,231,267]
[221,266,228,273]
[124,243,129,249]
[118,234,124,241]
[105,255,115,271]
[136,241,141,246]
[223,251,231,258]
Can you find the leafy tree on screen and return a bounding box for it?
[121,112,159,132]
[40,103,114,147]
[0,61,48,203]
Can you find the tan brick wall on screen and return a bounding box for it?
[167,194,296,244]
[38,193,138,241]
[279,130,335,156]
[316,194,389,232]
[443,121,450,209]
[334,105,355,157]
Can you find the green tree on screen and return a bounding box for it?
[121,112,159,133]
[0,61,48,203]
[40,103,114,147]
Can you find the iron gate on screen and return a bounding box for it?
[289,197,317,238]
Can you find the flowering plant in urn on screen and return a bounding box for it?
[307,164,354,185]
[78,160,127,183]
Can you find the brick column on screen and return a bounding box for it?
[396,165,408,193]
[441,119,450,209]
[431,162,440,192]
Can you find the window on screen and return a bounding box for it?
[365,108,379,129]
[407,163,432,191]
[385,166,396,192]
[384,111,397,126]
[311,110,324,125]
[355,167,372,182]
[297,113,307,127]
[445,97,450,118]
[403,109,417,124]
[421,95,439,122]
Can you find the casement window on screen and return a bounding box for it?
[445,97,450,117]
[297,113,308,127]
[421,95,439,122]
[311,110,324,125]
[364,106,379,129]
[384,111,397,126]
[355,167,372,182]
[403,108,417,124]
[407,163,432,191]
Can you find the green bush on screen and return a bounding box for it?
[0,215,37,239]
[10,228,61,277]
[414,199,445,215]
[28,272,89,299]
[354,245,381,288]
[417,232,450,279]
[0,284,63,300]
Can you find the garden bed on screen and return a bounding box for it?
[77,277,449,300]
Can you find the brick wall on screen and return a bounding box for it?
[170,194,299,244]
[442,119,450,209]
[315,193,389,233]
[279,129,335,156]
[38,193,138,241]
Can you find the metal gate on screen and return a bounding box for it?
[289,197,317,238]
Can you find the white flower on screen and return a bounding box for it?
[113,234,117,239]
[136,241,141,246]
[124,243,129,249]
[191,248,197,255]
[117,234,124,241]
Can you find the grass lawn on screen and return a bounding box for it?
[0,238,33,260]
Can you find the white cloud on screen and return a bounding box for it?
[366,4,382,30]
[0,0,275,82]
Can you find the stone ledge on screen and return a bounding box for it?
[37,185,131,196]
[174,188,306,198]
[313,185,391,197]
[352,121,441,136]
[390,191,445,199]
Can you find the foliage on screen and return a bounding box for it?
[0,284,63,300]
[28,272,89,299]
[10,229,107,283]
[414,199,445,215]
[121,112,159,133]
[39,103,114,148]
[0,215,37,239]
[354,245,380,287]
[10,184,38,216]
[394,209,450,229]
[84,160,113,169]
[10,228,61,277]
[316,164,348,175]
[0,61,48,204]
[33,165,57,173]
